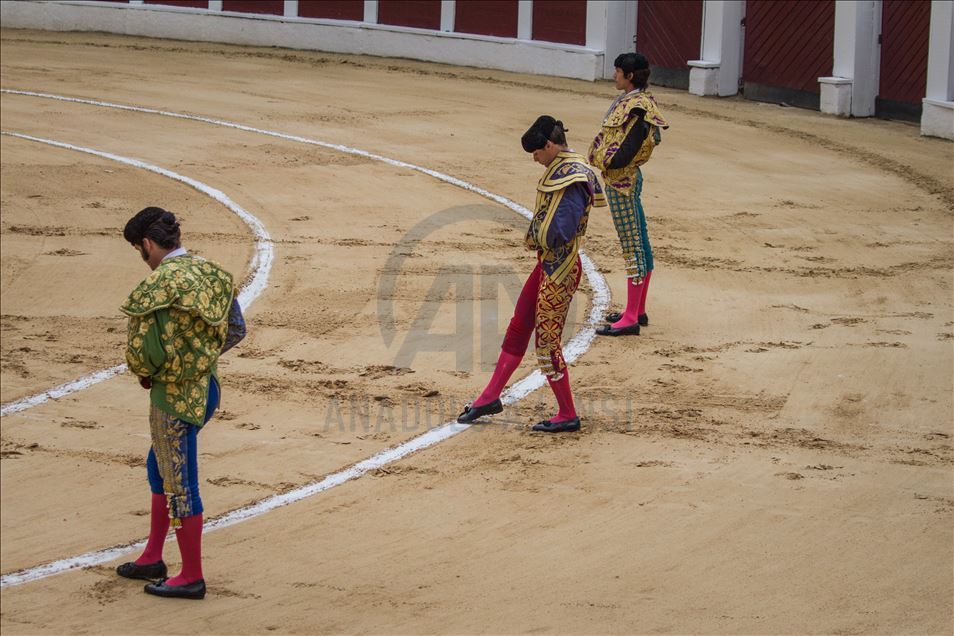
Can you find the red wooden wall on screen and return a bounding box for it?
[299,1,364,21]
[532,0,586,46]
[222,1,283,15]
[635,1,702,70]
[143,1,208,7]
[879,0,931,104]
[455,0,519,38]
[86,0,596,48]
[378,0,442,29]
[743,0,834,95]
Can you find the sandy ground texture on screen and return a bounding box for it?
[1,29,952,634]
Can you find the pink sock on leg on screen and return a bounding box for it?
[165,514,203,585]
[474,351,523,407]
[472,262,539,407]
[637,270,652,316]
[548,371,577,423]
[135,493,170,566]
[611,277,643,328]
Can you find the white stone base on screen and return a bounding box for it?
[818,77,853,116]
[688,61,719,96]
[0,0,604,81]
[921,99,954,140]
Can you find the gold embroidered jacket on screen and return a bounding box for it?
[588,90,669,195]
[121,256,235,426]
[525,151,607,284]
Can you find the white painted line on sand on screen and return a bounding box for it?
[0,89,537,219]
[0,131,273,418]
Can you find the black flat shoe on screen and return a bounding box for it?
[604,312,649,326]
[532,417,581,433]
[116,560,167,581]
[457,399,503,423]
[144,578,206,600]
[596,323,640,336]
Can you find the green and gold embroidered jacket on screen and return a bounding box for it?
[588,90,669,195]
[121,256,235,426]
[525,151,607,284]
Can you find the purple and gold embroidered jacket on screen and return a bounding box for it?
[588,90,669,195]
[525,151,607,284]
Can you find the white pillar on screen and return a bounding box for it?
[284,0,297,18]
[598,0,636,78]
[818,0,880,117]
[208,1,222,11]
[440,0,455,32]
[688,0,744,96]
[364,0,378,24]
[922,0,954,139]
[517,0,532,40]
[586,0,608,50]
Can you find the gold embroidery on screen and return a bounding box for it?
[588,91,669,196]
[606,186,648,282]
[149,403,192,524]
[525,152,605,286]
[534,258,582,379]
[122,256,233,425]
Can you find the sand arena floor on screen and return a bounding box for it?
[0,29,952,634]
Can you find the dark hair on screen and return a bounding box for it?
[521,115,569,152]
[123,206,181,249]
[614,52,651,90]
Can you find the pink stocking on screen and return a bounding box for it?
[547,371,577,423]
[637,270,652,316]
[135,493,170,566]
[474,350,523,407]
[165,514,203,585]
[611,277,643,329]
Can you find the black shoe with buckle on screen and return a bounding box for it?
[457,399,503,423]
[144,578,206,600]
[532,417,581,433]
[596,323,640,336]
[116,560,167,581]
